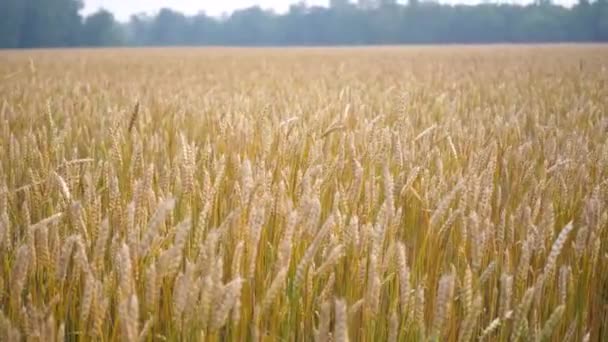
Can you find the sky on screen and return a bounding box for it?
[82,0,576,21]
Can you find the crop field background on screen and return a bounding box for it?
[0,45,607,341]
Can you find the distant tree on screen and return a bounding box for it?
[82,9,123,46]
[126,14,151,46]
[357,0,377,10]
[594,0,608,40]
[2,0,608,48]
[19,0,83,47]
[379,0,398,7]
[187,13,221,45]
[149,8,189,45]
[330,0,352,9]
[224,7,277,45]
[0,0,26,48]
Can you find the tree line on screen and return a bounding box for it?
[1,0,607,48]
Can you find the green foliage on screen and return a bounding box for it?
[120,0,608,46]
[0,0,607,48]
[18,0,82,48]
[81,9,124,46]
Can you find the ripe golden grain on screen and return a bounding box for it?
[0,46,606,341]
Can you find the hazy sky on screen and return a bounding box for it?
[83,0,575,21]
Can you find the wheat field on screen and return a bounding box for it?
[0,46,607,341]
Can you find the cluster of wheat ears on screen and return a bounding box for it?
[0,46,606,341]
